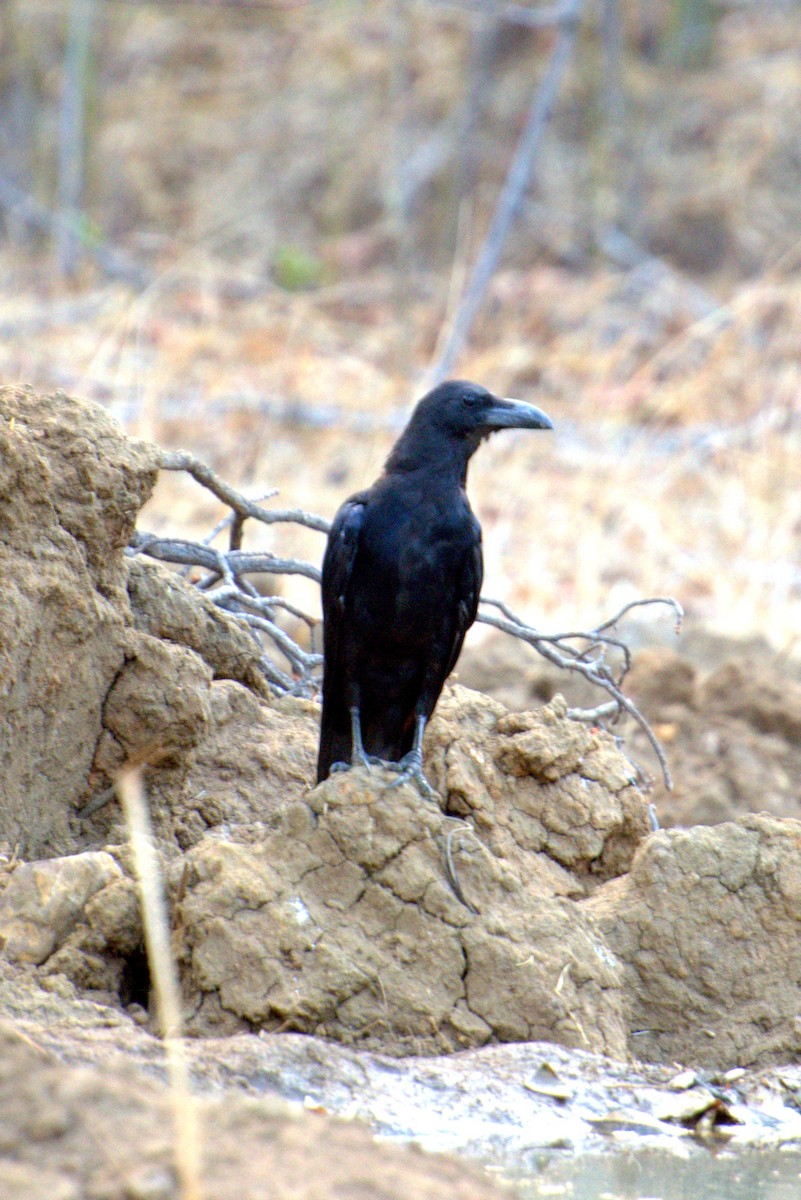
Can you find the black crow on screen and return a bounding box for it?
[317,379,553,796]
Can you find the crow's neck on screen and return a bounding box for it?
[384,430,477,487]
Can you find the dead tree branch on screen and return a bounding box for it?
[129,532,321,585]
[128,528,322,695]
[476,596,683,789]
[130,458,679,786]
[155,450,330,537]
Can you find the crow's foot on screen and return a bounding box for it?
[330,748,383,775]
[383,750,438,801]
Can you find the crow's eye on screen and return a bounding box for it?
[461,391,484,408]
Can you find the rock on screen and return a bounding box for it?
[586,814,801,1068]
[178,767,629,1057]
[0,853,122,965]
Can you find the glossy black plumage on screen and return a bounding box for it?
[316,379,553,790]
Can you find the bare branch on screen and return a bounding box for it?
[566,701,619,723]
[228,610,320,671]
[476,596,680,790]
[156,450,330,534]
[592,596,684,637]
[178,493,279,579]
[129,532,321,584]
[441,822,479,914]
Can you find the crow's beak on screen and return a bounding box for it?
[484,396,554,431]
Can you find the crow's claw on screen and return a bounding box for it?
[383,751,438,801]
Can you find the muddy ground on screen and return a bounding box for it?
[3,389,801,1198]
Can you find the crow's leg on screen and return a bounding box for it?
[384,715,438,800]
[330,706,382,774]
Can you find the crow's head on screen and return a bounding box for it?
[416,379,552,440]
[386,379,553,476]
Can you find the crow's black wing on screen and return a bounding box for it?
[443,524,483,682]
[316,492,368,781]
[415,520,483,727]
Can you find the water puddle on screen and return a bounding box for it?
[519,1145,801,1200]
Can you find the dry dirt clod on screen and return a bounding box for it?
[426,686,651,885]
[0,852,122,965]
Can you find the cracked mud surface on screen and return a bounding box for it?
[177,756,631,1055]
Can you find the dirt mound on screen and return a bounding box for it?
[177,738,632,1055]
[626,648,801,828]
[587,813,801,1069]
[0,386,156,857]
[11,787,799,1071]
[0,681,647,1056]
[462,632,801,830]
[458,635,602,714]
[0,385,318,858]
[5,386,801,1088]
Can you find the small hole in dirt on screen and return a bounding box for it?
[119,946,151,1010]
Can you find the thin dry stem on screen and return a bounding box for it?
[115,767,202,1200]
[430,0,583,379]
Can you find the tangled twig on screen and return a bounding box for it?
[128,528,322,694]
[476,596,683,789]
[129,455,680,786]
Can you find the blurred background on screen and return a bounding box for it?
[1,0,800,649]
